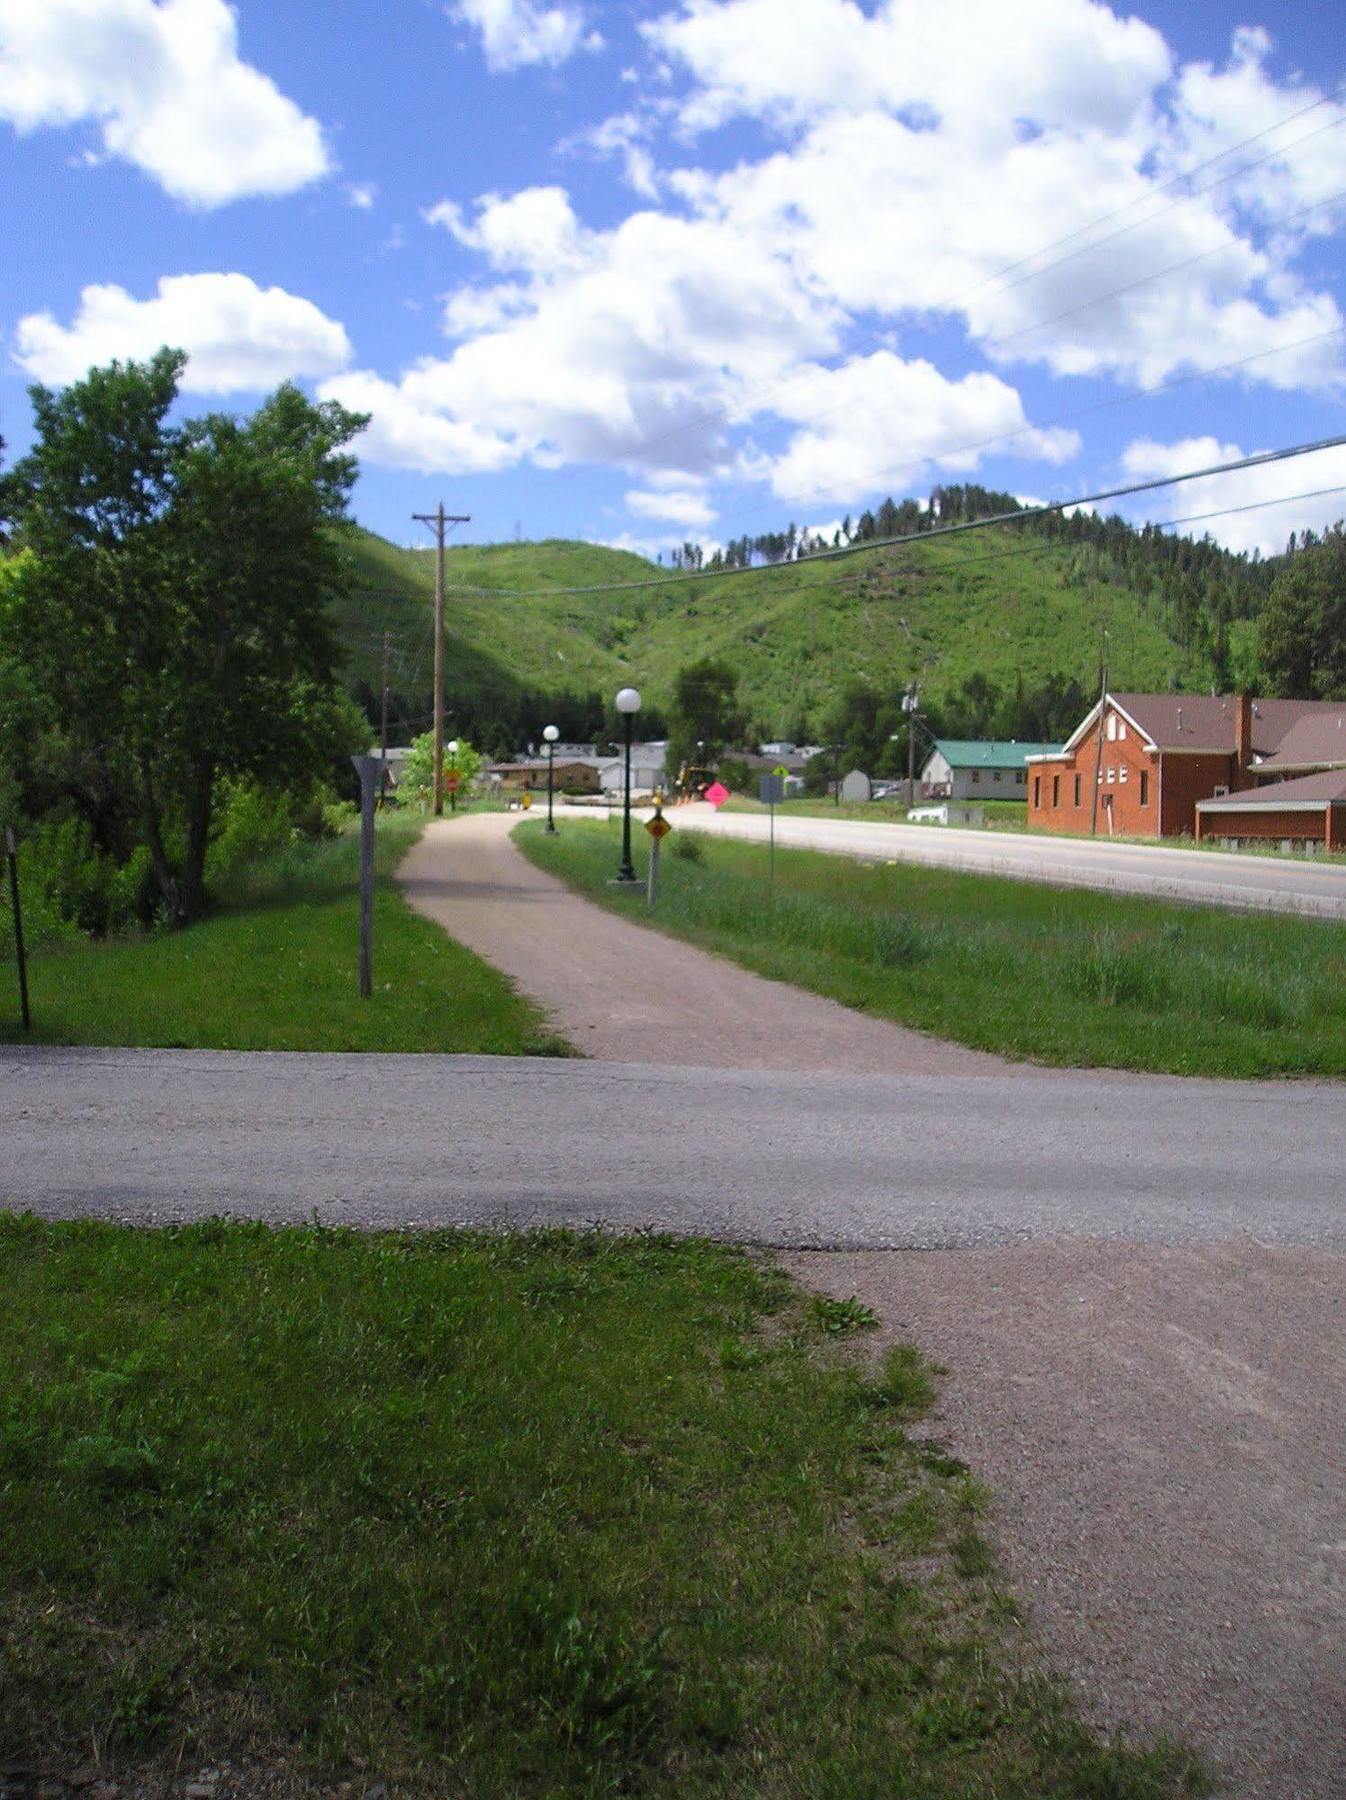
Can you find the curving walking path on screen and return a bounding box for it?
[397,810,1004,1074]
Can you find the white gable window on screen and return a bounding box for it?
[1118,720,1127,740]
[1106,713,1117,740]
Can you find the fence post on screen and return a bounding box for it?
[4,826,31,1032]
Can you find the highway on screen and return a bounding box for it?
[665,803,1346,919]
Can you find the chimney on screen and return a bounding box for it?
[1235,692,1253,771]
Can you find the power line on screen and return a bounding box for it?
[482,82,1346,486]
[443,432,1346,599]
[951,84,1346,309]
[985,184,1346,353]
[671,319,1346,554]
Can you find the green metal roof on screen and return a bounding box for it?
[928,739,1063,769]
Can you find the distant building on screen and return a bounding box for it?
[1026,692,1346,838]
[919,740,1062,802]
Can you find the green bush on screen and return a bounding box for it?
[0,816,158,954]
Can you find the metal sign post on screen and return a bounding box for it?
[350,756,379,999]
[645,802,671,906]
[4,826,31,1032]
[758,773,785,889]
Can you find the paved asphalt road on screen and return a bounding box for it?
[667,802,1346,918]
[4,1046,1343,1247]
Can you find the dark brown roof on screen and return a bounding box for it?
[1198,769,1346,809]
[1253,710,1346,770]
[1107,694,1344,756]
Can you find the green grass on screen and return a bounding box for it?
[336,526,1190,736]
[518,820,1346,1078]
[0,814,568,1055]
[0,1215,1205,1797]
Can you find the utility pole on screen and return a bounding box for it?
[1089,626,1109,837]
[904,688,919,807]
[412,503,470,815]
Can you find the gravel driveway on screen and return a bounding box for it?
[786,1242,1346,1800]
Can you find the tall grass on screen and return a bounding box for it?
[521,820,1346,1077]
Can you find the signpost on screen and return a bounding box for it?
[350,755,379,999]
[645,804,672,906]
[757,772,785,888]
[704,780,729,809]
[4,826,30,1032]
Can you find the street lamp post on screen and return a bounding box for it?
[446,739,460,813]
[543,724,559,833]
[613,687,641,883]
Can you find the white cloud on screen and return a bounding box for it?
[1120,435,1346,555]
[14,274,352,392]
[426,186,586,274]
[346,181,377,210]
[645,2,1346,388]
[317,369,515,474]
[625,486,717,528]
[644,0,1171,138]
[339,185,843,477]
[0,0,329,205]
[561,111,662,199]
[339,3,1346,497]
[451,0,600,70]
[765,353,1079,505]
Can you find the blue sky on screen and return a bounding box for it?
[1,0,1344,560]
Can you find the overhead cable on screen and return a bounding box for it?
[442,432,1346,599]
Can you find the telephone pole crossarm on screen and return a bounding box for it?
[412,504,471,815]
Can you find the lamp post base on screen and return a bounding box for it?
[608,872,641,886]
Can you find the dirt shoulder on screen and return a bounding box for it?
[784,1241,1346,1800]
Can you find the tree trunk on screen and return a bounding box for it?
[178,766,214,924]
[137,752,182,925]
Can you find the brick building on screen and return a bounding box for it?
[1025,693,1346,838]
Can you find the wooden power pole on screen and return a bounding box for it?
[412,503,470,815]
[1089,627,1109,837]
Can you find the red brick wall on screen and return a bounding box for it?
[1027,710,1164,835]
[1156,753,1238,837]
[1198,807,1330,846]
[1026,710,1240,839]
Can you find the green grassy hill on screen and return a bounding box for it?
[334,522,1206,741]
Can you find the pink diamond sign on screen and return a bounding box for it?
[704,780,730,809]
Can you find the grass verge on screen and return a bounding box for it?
[0,814,568,1055]
[0,1215,1204,1797]
[518,819,1346,1078]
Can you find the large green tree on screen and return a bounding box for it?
[1260,525,1346,699]
[667,657,748,773]
[3,350,368,922]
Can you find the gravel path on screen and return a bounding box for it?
[786,1243,1346,1800]
[397,811,1002,1073]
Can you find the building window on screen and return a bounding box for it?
[1106,767,1115,784]
[994,771,1002,783]
[1107,713,1117,740]
[1140,770,1148,805]
[1074,773,1081,806]
[972,770,980,784]
[1052,774,1060,807]
[1033,775,1041,807]
[1015,770,1024,784]
[1118,721,1127,740]
[1119,765,1128,784]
